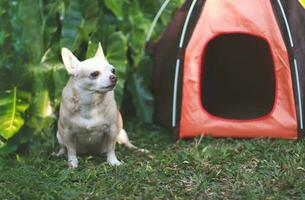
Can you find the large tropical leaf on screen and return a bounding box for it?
[104,0,124,20]
[0,138,4,149]
[0,63,33,92]
[12,0,43,63]
[106,32,128,107]
[50,63,68,108]
[86,41,99,59]
[0,31,8,47]
[127,1,151,66]
[0,1,8,47]
[41,1,63,50]
[0,125,34,154]
[106,32,127,73]
[73,0,100,47]
[90,6,117,45]
[128,74,153,123]
[60,0,83,51]
[30,66,53,117]
[27,65,55,130]
[0,88,31,140]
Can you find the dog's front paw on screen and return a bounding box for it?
[107,151,122,166]
[107,157,122,166]
[108,160,122,166]
[68,159,79,169]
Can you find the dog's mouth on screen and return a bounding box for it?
[92,84,116,93]
[102,84,116,90]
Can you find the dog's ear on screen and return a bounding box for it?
[94,42,105,59]
[61,48,79,75]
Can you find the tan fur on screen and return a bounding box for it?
[59,79,118,154]
[117,111,123,132]
[54,44,142,168]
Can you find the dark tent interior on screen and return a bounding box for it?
[201,33,276,120]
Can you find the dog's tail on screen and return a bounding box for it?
[117,129,137,149]
[117,129,148,153]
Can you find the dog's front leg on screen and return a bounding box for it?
[107,146,121,166]
[67,147,78,169]
[64,134,78,169]
[106,126,121,166]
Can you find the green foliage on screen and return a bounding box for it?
[0,0,183,154]
[104,0,124,20]
[0,88,31,140]
[128,74,153,122]
[105,31,128,105]
[60,0,83,51]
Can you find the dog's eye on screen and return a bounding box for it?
[90,71,100,79]
[111,68,116,74]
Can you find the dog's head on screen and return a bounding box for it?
[61,43,117,93]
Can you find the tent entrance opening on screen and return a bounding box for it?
[201,33,276,120]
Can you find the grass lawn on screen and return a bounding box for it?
[1,120,305,199]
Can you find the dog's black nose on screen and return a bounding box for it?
[109,75,117,83]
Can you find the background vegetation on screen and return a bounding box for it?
[2,1,305,199]
[0,0,183,154]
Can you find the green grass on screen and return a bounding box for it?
[1,120,305,199]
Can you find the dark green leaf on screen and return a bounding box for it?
[50,63,68,108]
[104,0,124,20]
[106,32,127,72]
[14,0,43,63]
[128,74,153,123]
[0,88,31,140]
[86,41,99,59]
[27,65,55,130]
[105,32,128,106]
[60,0,83,50]
[0,65,32,91]
[0,125,33,154]
[127,1,150,66]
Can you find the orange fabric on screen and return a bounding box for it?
[180,0,298,139]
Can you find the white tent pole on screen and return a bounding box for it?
[172,0,198,127]
[277,0,303,130]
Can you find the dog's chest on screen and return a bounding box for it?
[72,115,112,152]
[76,128,107,144]
[74,95,114,127]
[72,98,115,132]
[71,109,113,132]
